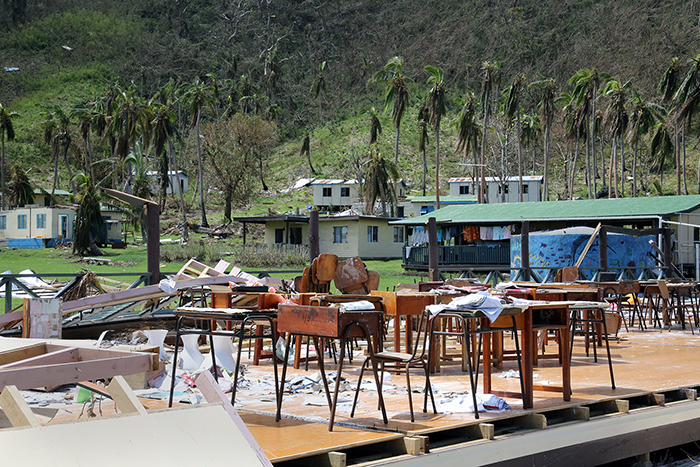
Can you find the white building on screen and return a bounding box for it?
[146,170,188,194]
[447,176,543,203]
[311,179,359,212]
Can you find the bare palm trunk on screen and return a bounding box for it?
[608,136,616,198]
[517,108,523,202]
[570,137,580,199]
[435,121,441,209]
[1,134,5,210]
[63,145,76,195]
[600,136,606,191]
[585,113,592,199]
[632,141,638,198]
[480,90,489,204]
[422,145,427,196]
[675,119,681,196]
[682,124,688,195]
[195,116,208,227]
[543,124,550,201]
[394,125,400,165]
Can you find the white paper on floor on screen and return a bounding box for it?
[439,393,511,413]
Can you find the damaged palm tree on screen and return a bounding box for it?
[72,172,105,256]
[62,269,105,303]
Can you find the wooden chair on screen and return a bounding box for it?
[350,309,437,423]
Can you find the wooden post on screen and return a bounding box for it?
[107,375,148,415]
[428,217,439,282]
[309,210,320,262]
[521,221,530,281]
[663,228,672,277]
[0,385,41,427]
[599,225,608,273]
[146,203,160,284]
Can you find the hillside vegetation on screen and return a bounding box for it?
[1,0,700,226]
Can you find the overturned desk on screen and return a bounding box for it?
[168,307,279,408]
[276,304,387,431]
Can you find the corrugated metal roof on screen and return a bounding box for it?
[405,195,477,203]
[392,195,700,225]
[447,176,543,183]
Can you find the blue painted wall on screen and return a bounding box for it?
[510,233,656,279]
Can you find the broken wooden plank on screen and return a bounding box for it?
[0,385,41,428]
[61,275,245,314]
[0,342,47,366]
[107,375,147,415]
[0,347,79,370]
[0,352,152,392]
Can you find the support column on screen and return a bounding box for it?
[599,225,608,274]
[428,217,439,281]
[521,221,530,281]
[309,210,320,262]
[146,203,160,284]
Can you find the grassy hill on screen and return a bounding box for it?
[1,0,700,225]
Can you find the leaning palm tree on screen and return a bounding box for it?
[368,107,382,145]
[300,133,315,174]
[530,77,557,201]
[504,74,525,201]
[182,77,216,228]
[627,88,664,197]
[311,61,327,125]
[424,65,446,209]
[370,56,411,164]
[0,103,17,210]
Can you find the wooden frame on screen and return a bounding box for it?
[0,340,153,392]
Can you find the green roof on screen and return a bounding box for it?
[392,195,700,225]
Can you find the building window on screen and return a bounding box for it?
[459,185,470,195]
[333,226,347,243]
[0,215,5,230]
[59,215,68,238]
[367,226,379,243]
[340,187,350,197]
[393,227,404,243]
[322,187,332,197]
[523,184,529,194]
[498,184,509,194]
[275,228,284,243]
[17,214,27,229]
[36,213,46,229]
[396,206,405,218]
[289,227,302,245]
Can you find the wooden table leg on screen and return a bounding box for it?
[483,329,492,394]
[522,309,534,409]
[394,315,401,353]
[561,323,571,401]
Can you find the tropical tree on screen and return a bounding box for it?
[112,83,150,180]
[0,103,17,210]
[424,65,446,209]
[418,103,429,196]
[603,79,630,198]
[368,107,382,145]
[479,62,499,203]
[658,57,682,195]
[675,53,700,193]
[370,56,411,164]
[456,91,479,187]
[650,120,674,191]
[182,77,216,227]
[363,145,400,216]
[530,77,557,200]
[557,91,586,199]
[7,164,33,207]
[300,133,315,173]
[504,74,525,201]
[70,101,99,183]
[627,88,664,197]
[570,68,610,196]
[41,105,76,197]
[311,61,327,125]
[72,172,105,256]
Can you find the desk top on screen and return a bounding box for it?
[174,306,277,319]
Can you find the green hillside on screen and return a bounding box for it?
[1,0,700,224]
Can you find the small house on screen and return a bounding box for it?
[0,206,75,248]
[447,176,543,203]
[311,179,359,212]
[146,170,188,194]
